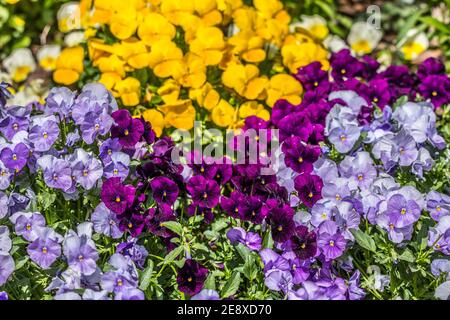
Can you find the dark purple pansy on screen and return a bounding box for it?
[282,137,320,174]
[289,225,317,260]
[111,109,145,147]
[100,177,136,214]
[186,175,220,208]
[330,49,364,82]
[294,61,330,91]
[418,75,450,108]
[177,259,208,296]
[220,191,244,218]
[266,204,296,243]
[150,177,179,205]
[294,174,323,208]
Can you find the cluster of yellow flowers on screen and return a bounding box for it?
[53,0,329,136]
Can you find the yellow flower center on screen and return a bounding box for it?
[357,174,364,181]
[277,226,283,232]
[13,123,19,130]
[203,192,208,199]
[373,97,378,103]
[436,206,441,212]
[298,157,303,163]
[113,169,119,175]
[329,240,335,247]
[401,208,407,215]
[12,154,17,161]
[43,132,48,139]
[124,129,129,136]
[83,169,88,177]
[308,192,313,198]
[432,91,438,97]
[115,196,121,203]
[187,277,193,282]
[340,135,347,141]
[42,247,48,254]
[26,224,31,231]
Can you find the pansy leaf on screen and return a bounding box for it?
[139,259,154,291]
[163,245,184,264]
[160,221,183,236]
[221,271,241,298]
[350,229,377,253]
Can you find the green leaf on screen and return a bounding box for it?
[139,260,154,291]
[235,243,251,261]
[350,229,377,253]
[204,273,216,290]
[163,245,184,264]
[262,231,274,249]
[243,256,258,281]
[221,271,241,298]
[15,256,29,270]
[419,17,450,34]
[399,249,415,263]
[397,9,427,45]
[38,191,56,210]
[160,221,183,236]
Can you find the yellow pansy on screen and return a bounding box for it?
[142,109,165,137]
[190,27,226,66]
[115,39,150,69]
[160,0,195,25]
[148,39,185,79]
[189,83,221,111]
[159,99,196,130]
[53,46,84,85]
[4,0,21,4]
[211,99,236,127]
[137,12,176,46]
[114,77,141,106]
[281,38,329,73]
[109,6,139,40]
[3,48,36,83]
[228,31,266,63]
[175,53,206,89]
[222,63,268,100]
[94,54,127,78]
[193,0,222,26]
[99,72,122,93]
[266,74,302,107]
[238,101,270,121]
[157,79,181,104]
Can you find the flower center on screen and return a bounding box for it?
[187,277,193,282]
[42,132,48,139]
[26,223,31,231]
[13,123,19,130]
[113,168,119,175]
[301,243,306,249]
[78,255,84,261]
[83,169,88,177]
[94,123,100,131]
[200,166,205,173]
[399,147,405,154]
[432,91,437,97]
[308,192,313,198]
[42,247,48,254]
[12,154,17,161]
[117,279,123,286]
[128,222,133,229]
[277,226,283,232]
[292,264,297,270]
[124,129,129,136]
[298,157,303,163]
[389,223,395,230]
[400,208,407,215]
[109,220,116,225]
[203,192,208,199]
[436,206,441,212]
[373,97,378,103]
[329,240,335,247]
[357,174,364,181]
[313,81,318,87]
[341,69,346,75]
[53,174,58,181]
[335,194,341,201]
[340,135,347,142]
[115,196,121,203]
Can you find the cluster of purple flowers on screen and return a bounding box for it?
[0,83,156,299]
